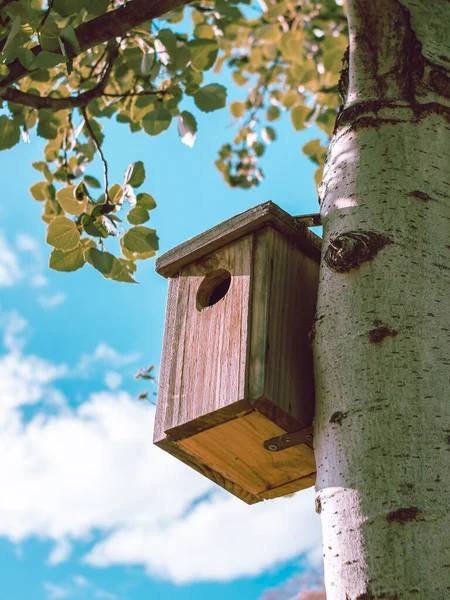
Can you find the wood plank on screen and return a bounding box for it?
[259,472,316,500]
[154,437,261,504]
[155,235,253,436]
[178,411,317,496]
[248,227,319,431]
[156,201,321,278]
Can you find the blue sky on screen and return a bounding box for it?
[0,66,325,599]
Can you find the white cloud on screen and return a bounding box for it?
[104,371,123,390]
[31,274,48,288]
[85,489,322,583]
[48,538,72,566]
[1,310,28,353]
[76,343,140,376]
[16,233,40,252]
[44,582,71,600]
[0,233,22,286]
[0,340,322,584]
[38,293,67,309]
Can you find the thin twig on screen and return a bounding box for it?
[39,0,55,30]
[102,89,166,98]
[81,106,110,202]
[0,0,19,10]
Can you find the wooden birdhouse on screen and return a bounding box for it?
[153,201,321,504]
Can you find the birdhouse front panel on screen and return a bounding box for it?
[154,202,321,504]
[155,234,253,438]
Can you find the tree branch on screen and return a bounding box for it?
[0,0,192,88]
[81,106,110,202]
[0,41,119,109]
[0,0,19,10]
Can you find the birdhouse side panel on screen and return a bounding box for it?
[156,235,254,439]
[248,227,319,430]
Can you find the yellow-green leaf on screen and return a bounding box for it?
[49,247,85,272]
[57,185,87,216]
[46,216,80,250]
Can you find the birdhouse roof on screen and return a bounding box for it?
[155,201,322,278]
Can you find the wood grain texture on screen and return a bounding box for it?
[155,235,253,438]
[156,201,321,278]
[178,411,316,497]
[248,227,319,431]
[154,206,320,503]
[154,436,261,504]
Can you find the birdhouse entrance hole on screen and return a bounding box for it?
[196,269,231,310]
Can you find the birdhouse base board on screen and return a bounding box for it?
[159,410,316,504]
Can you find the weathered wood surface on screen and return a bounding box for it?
[154,436,261,504]
[156,201,321,278]
[178,412,316,499]
[154,235,253,441]
[154,202,320,502]
[248,227,319,431]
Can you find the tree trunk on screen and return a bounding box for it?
[313,1,450,598]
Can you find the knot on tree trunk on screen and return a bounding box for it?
[324,231,392,273]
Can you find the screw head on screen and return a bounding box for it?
[305,434,313,442]
[268,444,278,451]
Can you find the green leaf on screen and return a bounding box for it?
[141,49,155,75]
[266,105,281,121]
[124,161,146,188]
[291,105,310,131]
[142,109,172,136]
[15,48,35,69]
[46,216,80,250]
[49,247,85,272]
[60,26,81,55]
[110,258,138,283]
[84,175,101,189]
[261,126,276,143]
[30,51,66,70]
[0,63,10,80]
[178,111,197,148]
[85,248,116,276]
[136,193,156,210]
[230,101,245,118]
[127,206,150,225]
[30,181,54,202]
[193,84,227,113]
[122,226,159,255]
[0,116,21,150]
[57,185,87,216]
[188,38,218,71]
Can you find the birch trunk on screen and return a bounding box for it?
[313,1,450,598]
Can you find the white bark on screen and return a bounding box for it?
[313,1,450,598]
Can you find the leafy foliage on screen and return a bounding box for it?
[0,0,347,281]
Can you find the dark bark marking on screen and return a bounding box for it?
[369,322,398,344]
[409,190,432,202]
[338,45,350,105]
[394,0,424,104]
[335,100,450,133]
[387,506,422,523]
[356,593,399,600]
[330,411,348,426]
[324,231,392,273]
[429,69,450,98]
[315,496,322,514]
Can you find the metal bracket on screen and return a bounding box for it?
[293,214,321,227]
[264,427,314,452]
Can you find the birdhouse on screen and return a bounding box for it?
[153,201,321,504]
